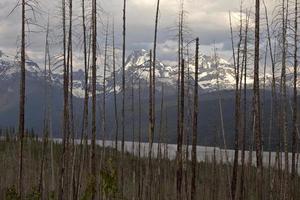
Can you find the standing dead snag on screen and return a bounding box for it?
[18,0,26,198]
[292,0,298,196]
[75,0,89,198]
[152,0,160,155]
[253,0,263,199]
[131,76,136,200]
[112,22,119,152]
[102,21,109,156]
[239,11,250,200]
[39,17,51,199]
[58,0,69,198]
[229,10,239,200]
[121,0,126,198]
[67,0,75,197]
[177,58,185,200]
[191,37,199,200]
[148,50,153,200]
[264,2,278,198]
[279,1,289,196]
[91,0,97,198]
[138,78,142,200]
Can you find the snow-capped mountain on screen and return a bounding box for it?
[0,49,291,145]
[1,48,297,99]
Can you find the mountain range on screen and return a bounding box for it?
[0,49,294,148]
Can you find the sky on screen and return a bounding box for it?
[0,0,274,67]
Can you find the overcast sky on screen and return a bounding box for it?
[0,0,276,67]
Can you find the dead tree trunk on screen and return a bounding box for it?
[102,21,109,155]
[280,1,289,197]
[112,22,119,152]
[191,37,199,200]
[75,0,89,198]
[292,0,298,197]
[239,12,250,200]
[157,83,164,200]
[18,0,26,198]
[152,0,160,156]
[177,59,185,200]
[148,50,153,200]
[39,18,51,199]
[91,0,97,198]
[264,2,278,198]
[253,0,263,199]
[229,10,240,200]
[121,0,126,198]
[67,0,75,197]
[131,76,136,200]
[58,0,69,198]
[138,78,142,200]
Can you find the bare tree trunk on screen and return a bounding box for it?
[121,1,126,199]
[177,59,185,200]
[292,1,298,198]
[58,0,69,198]
[215,43,231,199]
[131,76,136,200]
[264,2,278,198]
[157,83,164,200]
[138,78,142,200]
[112,22,119,152]
[75,0,89,198]
[91,0,97,198]
[280,1,289,198]
[18,0,26,198]
[102,21,109,156]
[74,0,89,199]
[39,18,51,200]
[239,12,249,200]
[229,9,241,200]
[147,50,153,200]
[67,0,75,198]
[191,37,199,200]
[254,0,263,199]
[152,0,160,156]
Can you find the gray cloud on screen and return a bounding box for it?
[0,0,275,66]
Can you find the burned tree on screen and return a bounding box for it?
[191,37,199,200]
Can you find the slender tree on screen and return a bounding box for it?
[74,0,89,198]
[229,9,240,200]
[147,50,153,200]
[191,37,199,200]
[292,0,298,197]
[152,0,160,156]
[102,21,109,155]
[58,0,69,198]
[239,11,250,200]
[112,22,119,152]
[121,0,126,198]
[253,0,263,199]
[91,0,97,198]
[138,77,142,200]
[75,0,89,198]
[18,0,26,198]
[38,17,51,199]
[177,58,185,200]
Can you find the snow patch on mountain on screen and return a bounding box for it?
[2,49,298,99]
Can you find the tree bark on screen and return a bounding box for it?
[292,1,298,198]
[177,59,185,200]
[254,0,263,199]
[121,1,126,198]
[191,37,199,200]
[91,0,97,198]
